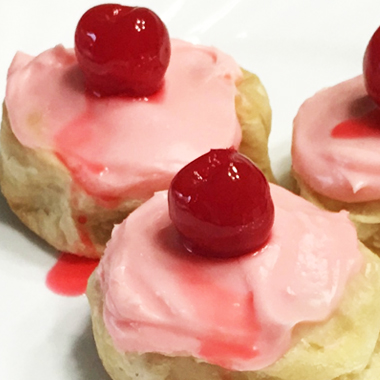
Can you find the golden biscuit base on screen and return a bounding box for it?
[293,171,380,257]
[87,243,380,380]
[0,68,274,258]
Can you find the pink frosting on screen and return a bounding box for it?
[97,184,362,371]
[292,75,380,203]
[5,40,242,202]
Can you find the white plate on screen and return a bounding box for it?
[1,1,380,379]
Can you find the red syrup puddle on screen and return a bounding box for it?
[46,252,99,296]
[331,107,380,138]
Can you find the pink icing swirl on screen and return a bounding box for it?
[5,40,242,202]
[97,184,362,370]
[292,75,380,203]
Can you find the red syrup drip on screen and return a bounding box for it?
[197,291,259,368]
[331,108,380,138]
[46,252,99,296]
[199,335,259,367]
[173,244,260,366]
[77,215,88,224]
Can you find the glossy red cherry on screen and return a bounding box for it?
[168,149,274,259]
[364,26,380,105]
[75,4,171,97]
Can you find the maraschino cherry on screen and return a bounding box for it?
[75,4,171,97]
[168,149,274,259]
[364,26,380,105]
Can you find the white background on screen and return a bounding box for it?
[1,1,380,379]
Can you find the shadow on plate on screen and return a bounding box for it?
[270,141,294,191]
[73,317,112,380]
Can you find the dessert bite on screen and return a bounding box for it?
[292,25,380,256]
[87,149,380,380]
[0,4,274,258]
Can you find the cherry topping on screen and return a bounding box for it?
[168,149,274,259]
[75,4,171,97]
[364,26,380,105]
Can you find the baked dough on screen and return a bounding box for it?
[0,68,274,258]
[293,172,380,258]
[86,243,380,380]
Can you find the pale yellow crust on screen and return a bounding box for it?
[0,68,274,258]
[293,171,380,257]
[236,69,274,183]
[86,243,380,380]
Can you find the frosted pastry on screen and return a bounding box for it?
[292,75,380,255]
[0,5,273,258]
[87,183,380,380]
[292,26,380,256]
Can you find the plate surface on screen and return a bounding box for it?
[1,1,380,379]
